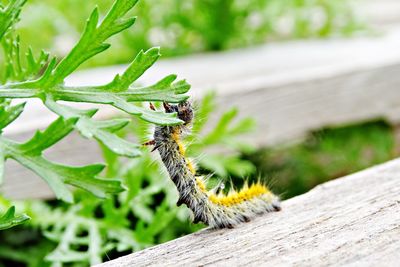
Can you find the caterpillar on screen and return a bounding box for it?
[148,101,281,229]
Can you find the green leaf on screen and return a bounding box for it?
[104,47,161,91]
[0,91,258,265]
[0,117,125,202]
[1,34,49,83]
[0,0,190,126]
[0,5,198,266]
[0,0,191,212]
[10,153,122,203]
[45,99,141,157]
[39,0,139,86]
[0,75,189,125]
[108,96,184,125]
[78,118,141,157]
[19,117,77,155]
[0,0,26,40]
[120,75,191,102]
[25,48,50,77]
[0,206,30,230]
[0,102,25,130]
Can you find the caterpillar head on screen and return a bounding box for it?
[164,101,193,125]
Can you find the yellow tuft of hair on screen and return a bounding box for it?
[171,129,186,156]
[171,128,196,174]
[187,160,196,174]
[208,182,270,206]
[196,177,206,192]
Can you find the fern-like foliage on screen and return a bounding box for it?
[0,91,256,265]
[0,0,190,229]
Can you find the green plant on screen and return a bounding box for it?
[0,0,190,229]
[0,206,29,230]
[5,0,363,68]
[0,91,256,266]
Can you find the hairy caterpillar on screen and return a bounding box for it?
[148,101,281,229]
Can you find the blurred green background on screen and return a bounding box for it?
[2,0,393,266]
[11,0,364,68]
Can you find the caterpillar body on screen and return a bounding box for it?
[151,101,281,229]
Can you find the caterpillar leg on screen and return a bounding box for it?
[143,140,155,146]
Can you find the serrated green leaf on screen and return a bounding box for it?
[110,96,184,125]
[0,75,189,125]
[99,0,139,37]
[1,128,125,202]
[0,0,190,126]
[45,98,98,118]
[1,33,50,83]
[78,119,141,157]
[0,206,30,230]
[24,47,49,80]
[0,0,26,40]
[0,84,189,108]
[0,1,192,241]
[33,57,57,86]
[93,118,130,132]
[9,151,122,202]
[104,47,161,91]
[122,76,191,102]
[45,99,141,157]
[19,117,78,155]
[40,0,139,86]
[0,102,25,130]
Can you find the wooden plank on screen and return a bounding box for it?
[96,158,400,267]
[359,0,400,27]
[7,25,400,139]
[3,27,400,199]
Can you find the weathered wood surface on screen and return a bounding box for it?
[97,159,400,267]
[360,0,400,27]
[6,25,400,140]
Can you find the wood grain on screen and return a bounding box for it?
[97,159,400,267]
